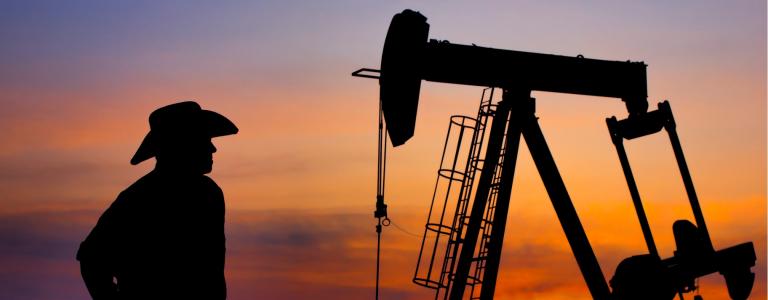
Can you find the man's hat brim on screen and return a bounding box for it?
[130,109,238,165]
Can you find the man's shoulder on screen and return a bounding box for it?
[200,175,221,189]
[113,172,223,206]
[120,171,159,196]
[106,172,156,209]
[200,175,224,201]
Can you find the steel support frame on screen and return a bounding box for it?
[448,89,612,300]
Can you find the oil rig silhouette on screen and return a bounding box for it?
[354,9,756,300]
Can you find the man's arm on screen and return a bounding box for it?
[77,196,124,300]
[205,178,227,300]
[78,255,119,300]
[216,184,227,300]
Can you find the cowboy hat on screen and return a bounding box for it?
[130,101,238,165]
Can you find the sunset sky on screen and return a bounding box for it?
[0,1,765,299]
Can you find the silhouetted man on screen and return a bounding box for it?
[77,101,238,300]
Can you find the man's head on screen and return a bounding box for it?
[130,101,238,174]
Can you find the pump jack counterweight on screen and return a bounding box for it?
[353,9,756,300]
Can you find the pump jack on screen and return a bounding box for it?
[353,9,756,300]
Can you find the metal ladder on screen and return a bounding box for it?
[413,87,509,300]
[439,88,504,300]
[466,95,509,300]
